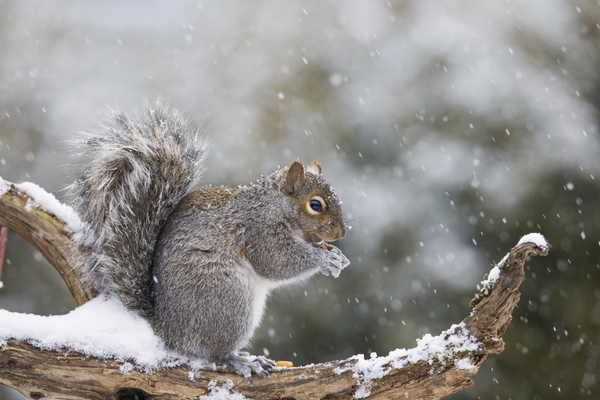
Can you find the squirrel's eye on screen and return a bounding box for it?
[310,200,322,212]
[306,196,325,215]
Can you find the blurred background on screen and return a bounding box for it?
[0,1,599,399]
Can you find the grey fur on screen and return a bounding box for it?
[68,100,208,319]
[69,101,349,376]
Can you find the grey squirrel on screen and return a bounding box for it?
[69,100,350,377]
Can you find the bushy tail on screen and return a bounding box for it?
[69,100,208,318]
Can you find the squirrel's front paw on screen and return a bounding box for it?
[316,243,350,278]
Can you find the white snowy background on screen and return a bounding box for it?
[1,1,599,399]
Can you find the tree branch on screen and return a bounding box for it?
[0,180,94,305]
[0,178,548,400]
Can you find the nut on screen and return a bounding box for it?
[276,361,294,368]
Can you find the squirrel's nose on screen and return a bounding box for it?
[336,227,345,240]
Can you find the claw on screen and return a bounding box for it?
[221,352,276,382]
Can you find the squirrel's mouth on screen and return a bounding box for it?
[308,232,341,243]
[308,233,323,243]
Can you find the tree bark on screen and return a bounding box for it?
[0,178,549,400]
[0,181,94,305]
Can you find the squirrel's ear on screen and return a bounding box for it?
[284,160,305,196]
[307,160,322,176]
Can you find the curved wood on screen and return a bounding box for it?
[0,177,549,399]
[0,179,94,305]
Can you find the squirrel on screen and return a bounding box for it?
[68,100,350,378]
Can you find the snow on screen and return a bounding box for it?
[517,232,548,249]
[486,265,501,283]
[479,253,508,290]
[199,380,249,400]
[8,180,85,236]
[334,322,481,399]
[0,177,10,197]
[455,357,477,372]
[0,295,209,373]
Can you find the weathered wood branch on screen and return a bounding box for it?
[0,180,94,305]
[0,178,548,400]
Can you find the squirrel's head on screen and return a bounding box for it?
[283,160,345,243]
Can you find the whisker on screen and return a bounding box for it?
[343,215,380,224]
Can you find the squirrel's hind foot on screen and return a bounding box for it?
[224,352,276,381]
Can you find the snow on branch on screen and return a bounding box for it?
[0,177,549,400]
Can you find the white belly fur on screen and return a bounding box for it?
[239,258,278,331]
[252,274,276,331]
[240,258,320,332]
